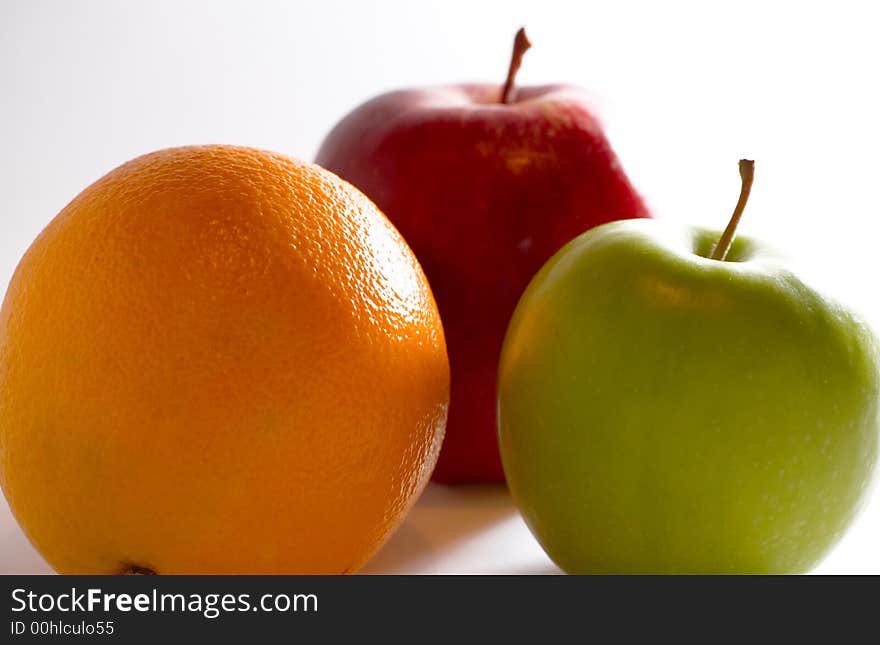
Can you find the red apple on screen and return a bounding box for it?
[316,30,650,483]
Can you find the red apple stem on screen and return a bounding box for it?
[710,159,755,261]
[500,28,532,104]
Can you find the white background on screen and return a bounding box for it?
[1,0,879,574]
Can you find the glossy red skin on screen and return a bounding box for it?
[316,84,650,484]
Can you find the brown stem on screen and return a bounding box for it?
[500,28,532,104]
[120,564,157,575]
[710,159,755,261]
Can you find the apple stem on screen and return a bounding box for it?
[709,159,755,261]
[500,27,532,104]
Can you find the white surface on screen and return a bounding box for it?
[2,0,880,574]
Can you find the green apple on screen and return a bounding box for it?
[498,161,880,573]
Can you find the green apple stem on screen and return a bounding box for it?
[501,27,532,104]
[710,159,755,261]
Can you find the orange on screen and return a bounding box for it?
[0,145,449,574]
